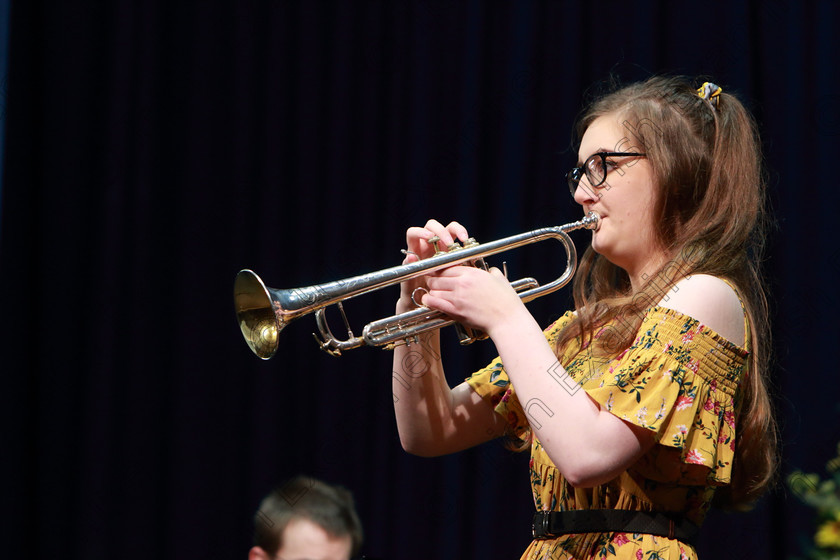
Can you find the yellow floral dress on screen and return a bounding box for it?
[466,306,749,560]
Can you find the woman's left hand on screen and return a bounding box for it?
[421,265,528,333]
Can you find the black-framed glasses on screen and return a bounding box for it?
[566,152,646,196]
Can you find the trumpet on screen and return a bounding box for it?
[234,212,598,359]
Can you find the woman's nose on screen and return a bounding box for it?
[573,179,599,206]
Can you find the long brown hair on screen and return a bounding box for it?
[555,76,776,509]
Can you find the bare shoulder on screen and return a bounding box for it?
[658,274,746,346]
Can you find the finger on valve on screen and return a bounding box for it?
[425,219,469,252]
[398,220,470,308]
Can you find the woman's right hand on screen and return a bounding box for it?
[398,219,470,311]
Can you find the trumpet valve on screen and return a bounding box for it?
[427,235,445,254]
[427,236,470,254]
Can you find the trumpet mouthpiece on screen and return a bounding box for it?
[580,211,599,230]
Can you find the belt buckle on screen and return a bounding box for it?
[532,512,550,539]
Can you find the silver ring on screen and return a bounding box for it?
[411,287,429,307]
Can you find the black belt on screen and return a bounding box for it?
[532,510,699,544]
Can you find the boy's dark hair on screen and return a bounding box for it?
[253,475,363,557]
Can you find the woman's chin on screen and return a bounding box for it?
[590,232,607,255]
[589,235,621,266]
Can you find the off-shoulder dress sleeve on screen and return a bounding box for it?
[576,306,749,483]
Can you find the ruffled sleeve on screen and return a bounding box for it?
[465,312,575,439]
[577,306,749,483]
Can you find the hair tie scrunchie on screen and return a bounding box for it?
[697,81,723,109]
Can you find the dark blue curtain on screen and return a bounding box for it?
[2,2,838,559]
[0,0,9,224]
